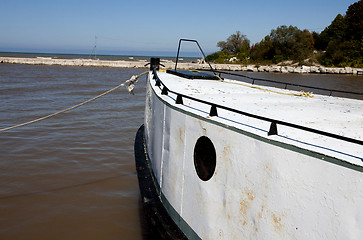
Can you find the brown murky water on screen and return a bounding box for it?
[0,64,150,240]
[0,63,362,240]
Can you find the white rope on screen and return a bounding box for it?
[0,71,149,133]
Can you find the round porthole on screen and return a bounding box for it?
[194,136,216,181]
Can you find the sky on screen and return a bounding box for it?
[0,0,358,56]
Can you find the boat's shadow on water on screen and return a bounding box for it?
[138,195,157,240]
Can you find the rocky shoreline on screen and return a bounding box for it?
[1,56,362,75]
[208,63,363,75]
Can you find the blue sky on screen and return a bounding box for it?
[0,0,357,56]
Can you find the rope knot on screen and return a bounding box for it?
[300,91,314,98]
[126,75,139,95]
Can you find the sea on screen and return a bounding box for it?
[0,53,362,240]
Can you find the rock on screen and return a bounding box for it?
[270,66,281,72]
[344,67,353,74]
[286,66,295,73]
[246,65,257,72]
[228,57,237,63]
[197,58,206,64]
[293,67,302,73]
[353,69,363,75]
[301,66,310,73]
[319,67,326,73]
[1,56,362,74]
[277,60,293,66]
[326,68,336,74]
[339,68,346,74]
[214,64,225,70]
[281,67,288,73]
[310,66,320,73]
[229,65,242,71]
[258,66,267,72]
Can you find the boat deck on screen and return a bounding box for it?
[152,71,363,166]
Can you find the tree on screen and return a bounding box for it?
[345,0,363,41]
[250,35,273,62]
[208,1,362,67]
[317,0,363,67]
[292,29,314,61]
[205,51,232,64]
[315,14,346,50]
[268,25,314,62]
[217,31,250,55]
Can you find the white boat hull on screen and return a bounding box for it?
[141,71,363,239]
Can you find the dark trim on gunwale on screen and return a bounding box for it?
[134,125,192,240]
[152,68,363,146]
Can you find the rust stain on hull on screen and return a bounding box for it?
[272,212,283,232]
[239,189,256,227]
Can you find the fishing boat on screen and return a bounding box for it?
[134,39,363,239]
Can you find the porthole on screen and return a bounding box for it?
[194,136,216,181]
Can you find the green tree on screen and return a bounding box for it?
[344,0,363,66]
[206,31,251,63]
[345,0,363,41]
[250,35,273,62]
[270,25,298,59]
[207,0,362,67]
[292,29,315,61]
[217,31,250,55]
[315,14,346,50]
[205,51,232,64]
[267,25,314,62]
[318,0,363,67]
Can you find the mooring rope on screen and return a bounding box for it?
[221,79,314,97]
[192,70,314,97]
[0,71,149,133]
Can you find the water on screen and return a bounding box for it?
[0,64,150,239]
[223,71,363,100]
[0,63,362,240]
[0,52,200,63]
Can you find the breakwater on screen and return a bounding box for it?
[1,56,362,75]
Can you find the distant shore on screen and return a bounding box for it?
[1,56,362,75]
